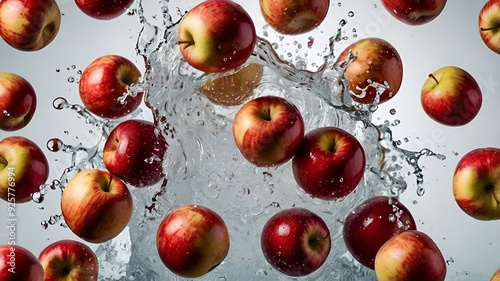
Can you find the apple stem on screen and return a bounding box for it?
[428,73,438,84]
[481,26,499,31]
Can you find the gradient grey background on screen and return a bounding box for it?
[1,1,499,280]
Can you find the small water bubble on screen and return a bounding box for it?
[77,70,82,75]
[347,11,354,17]
[53,97,68,110]
[32,192,44,203]
[307,36,314,48]
[271,42,279,49]
[391,119,401,126]
[412,200,418,205]
[67,76,75,83]
[71,65,76,69]
[337,2,341,7]
[416,186,425,196]
[41,221,49,229]
[446,257,454,265]
[55,68,60,72]
[3,110,10,117]
[263,171,273,181]
[126,8,136,15]
[262,30,269,37]
[389,108,396,115]
[256,269,268,276]
[47,138,63,152]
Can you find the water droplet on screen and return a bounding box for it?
[41,221,49,229]
[389,108,396,115]
[3,110,10,116]
[307,36,314,48]
[53,97,68,110]
[348,11,354,17]
[55,68,60,72]
[47,138,63,152]
[67,76,75,83]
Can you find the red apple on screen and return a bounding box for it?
[336,37,403,104]
[0,73,37,131]
[79,55,144,119]
[0,244,44,281]
[375,230,447,281]
[421,66,482,126]
[232,95,305,167]
[292,127,366,200]
[0,136,49,203]
[60,169,133,243]
[199,63,264,106]
[380,0,447,25]
[156,205,230,278]
[38,239,98,281]
[452,147,500,220]
[479,0,500,55]
[0,0,61,51]
[490,269,500,281]
[178,0,257,73]
[75,0,134,20]
[260,207,331,277]
[259,0,330,35]
[103,119,167,187]
[343,195,417,269]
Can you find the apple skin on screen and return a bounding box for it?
[490,269,500,281]
[380,0,447,25]
[103,119,167,187]
[0,244,44,281]
[336,37,403,104]
[292,127,366,200]
[75,0,134,20]
[79,55,143,119]
[60,169,133,243]
[178,0,257,73]
[343,196,417,269]
[259,0,330,35]
[0,136,49,203]
[156,205,230,278]
[0,73,37,131]
[421,66,482,126]
[452,147,500,221]
[233,95,305,167]
[200,63,264,106]
[260,207,331,277]
[0,0,61,51]
[375,230,447,281]
[479,0,500,55]
[38,239,98,281]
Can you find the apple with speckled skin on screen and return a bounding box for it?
[38,239,98,281]
[453,147,500,220]
[381,0,447,25]
[0,244,44,281]
[260,0,330,35]
[479,0,500,54]
[0,0,61,51]
[156,205,230,278]
[79,55,143,119]
[421,66,482,126]
[75,0,134,20]
[0,73,37,131]
[0,136,49,203]
[178,0,257,73]
[261,207,331,277]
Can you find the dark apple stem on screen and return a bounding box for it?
[428,73,439,84]
[481,26,499,31]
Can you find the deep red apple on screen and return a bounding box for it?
[381,0,447,25]
[75,0,134,20]
[479,0,500,54]
[0,0,61,51]
[0,136,49,203]
[178,0,257,73]
[375,230,447,281]
[452,147,500,221]
[0,244,44,281]
[336,37,403,104]
[421,66,482,126]
[38,239,98,281]
[261,207,331,277]
[0,72,37,131]
[343,195,417,269]
[79,55,144,119]
[233,95,305,167]
[156,205,230,278]
[60,169,133,243]
[260,0,330,35]
[292,127,366,200]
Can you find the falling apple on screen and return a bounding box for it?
[479,0,500,54]
[0,73,37,131]
[75,0,134,20]
[380,0,447,25]
[0,244,44,281]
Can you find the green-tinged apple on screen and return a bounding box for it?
[200,63,264,106]
[375,230,446,281]
[38,239,98,281]
[343,196,417,269]
[156,205,230,278]
[178,0,257,73]
[61,169,133,243]
[336,37,403,104]
[233,95,305,167]
[0,244,44,281]
[479,0,500,54]
[490,269,500,281]
[103,119,167,187]
[261,207,331,277]
[0,136,49,203]
[79,55,143,119]
[381,0,447,25]
[421,66,482,126]
[75,0,134,20]
[0,0,61,51]
[452,147,500,220]
[292,127,366,200]
[260,0,330,35]
[0,73,37,131]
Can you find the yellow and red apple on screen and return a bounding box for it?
[0,73,37,131]
[0,244,44,281]
[479,0,500,55]
[381,0,447,25]
[75,0,134,20]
